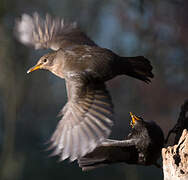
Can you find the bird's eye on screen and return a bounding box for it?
[43,59,47,63]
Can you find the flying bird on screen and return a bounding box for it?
[78,112,164,171]
[15,13,154,161]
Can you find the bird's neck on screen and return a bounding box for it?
[50,67,64,79]
[49,59,65,79]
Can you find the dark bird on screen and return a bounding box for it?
[78,112,164,171]
[165,100,188,145]
[15,13,154,161]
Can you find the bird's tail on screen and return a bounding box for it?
[116,56,154,83]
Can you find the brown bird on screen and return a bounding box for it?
[78,112,164,171]
[15,13,154,162]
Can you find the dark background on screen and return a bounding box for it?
[0,0,187,179]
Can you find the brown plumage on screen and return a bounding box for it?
[15,13,154,161]
[78,113,164,171]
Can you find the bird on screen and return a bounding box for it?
[78,112,164,171]
[14,12,154,162]
[165,99,188,145]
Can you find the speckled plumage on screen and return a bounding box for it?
[15,13,154,162]
[78,115,164,171]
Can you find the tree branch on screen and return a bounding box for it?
[162,129,188,180]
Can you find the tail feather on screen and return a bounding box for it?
[116,56,154,83]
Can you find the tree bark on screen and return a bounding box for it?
[162,129,188,180]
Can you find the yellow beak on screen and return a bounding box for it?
[129,112,140,126]
[27,64,41,74]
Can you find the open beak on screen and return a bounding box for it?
[27,63,42,74]
[129,112,140,127]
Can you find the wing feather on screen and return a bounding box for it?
[49,81,114,161]
[15,12,96,50]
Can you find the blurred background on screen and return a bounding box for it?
[0,0,187,179]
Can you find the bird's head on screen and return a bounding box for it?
[27,51,61,76]
[129,112,143,128]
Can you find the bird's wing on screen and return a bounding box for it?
[15,12,96,50]
[101,138,140,147]
[49,79,114,161]
[78,145,110,171]
[78,138,139,171]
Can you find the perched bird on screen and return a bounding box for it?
[78,112,164,171]
[15,13,154,161]
[165,100,188,145]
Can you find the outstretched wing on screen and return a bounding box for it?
[49,80,114,161]
[78,139,139,171]
[15,12,96,50]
